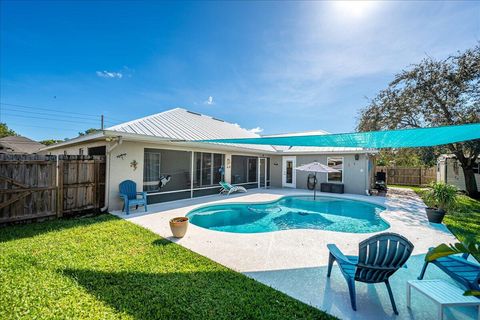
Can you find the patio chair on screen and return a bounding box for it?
[418,251,480,291]
[327,232,414,315]
[119,180,147,215]
[219,181,247,195]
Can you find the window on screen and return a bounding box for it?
[193,152,225,187]
[473,162,479,174]
[79,148,84,155]
[88,146,106,156]
[231,155,258,184]
[143,150,161,192]
[143,148,192,193]
[248,158,257,182]
[201,153,212,186]
[213,153,224,184]
[327,157,343,183]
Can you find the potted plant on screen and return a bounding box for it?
[169,217,189,238]
[424,182,457,223]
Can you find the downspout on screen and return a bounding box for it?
[100,137,123,212]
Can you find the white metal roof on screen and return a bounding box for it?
[106,108,276,152]
[44,108,372,154]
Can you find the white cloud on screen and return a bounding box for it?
[204,96,215,105]
[248,127,264,134]
[96,71,123,79]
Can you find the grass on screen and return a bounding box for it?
[0,214,334,320]
[390,185,480,259]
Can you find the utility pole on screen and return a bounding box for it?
[101,114,104,130]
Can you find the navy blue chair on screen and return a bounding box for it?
[327,232,414,315]
[119,180,147,215]
[418,251,480,292]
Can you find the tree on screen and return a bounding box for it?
[0,123,17,138]
[376,147,443,167]
[39,139,64,146]
[78,128,99,136]
[358,45,480,198]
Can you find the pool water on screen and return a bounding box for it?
[187,196,389,234]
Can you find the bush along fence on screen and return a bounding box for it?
[0,154,105,224]
[376,166,436,186]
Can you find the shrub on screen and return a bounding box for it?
[425,182,458,212]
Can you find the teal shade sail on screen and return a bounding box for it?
[200,123,480,148]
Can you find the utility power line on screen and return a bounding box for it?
[1,113,102,125]
[0,102,100,118]
[0,102,129,123]
[2,107,105,122]
[5,122,85,132]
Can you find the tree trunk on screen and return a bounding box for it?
[462,166,479,199]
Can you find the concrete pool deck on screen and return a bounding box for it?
[112,188,477,320]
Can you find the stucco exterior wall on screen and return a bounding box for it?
[295,154,369,195]
[46,138,374,208]
[46,139,269,210]
[269,154,370,195]
[269,155,283,188]
[438,158,480,192]
[43,140,107,156]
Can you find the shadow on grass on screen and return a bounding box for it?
[0,214,119,243]
[152,238,175,247]
[60,268,331,320]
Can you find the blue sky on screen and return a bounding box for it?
[1,1,479,141]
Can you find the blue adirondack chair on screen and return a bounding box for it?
[119,180,147,215]
[327,232,414,315]
[418,251,480,292]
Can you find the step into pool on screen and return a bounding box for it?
[187,196,389,234]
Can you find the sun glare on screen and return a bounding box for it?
[332,1,378,19]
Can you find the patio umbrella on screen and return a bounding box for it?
[295,162,340,200]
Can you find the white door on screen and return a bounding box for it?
[282,156,296,188]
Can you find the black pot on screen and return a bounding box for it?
[425,207,446,223]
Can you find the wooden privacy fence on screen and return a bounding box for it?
[376,166,436,186]
[0,154,105,224]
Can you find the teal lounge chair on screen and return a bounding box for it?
[418,251,480,292]
[327,232,414,315]
[119,180,147,215]
[219,181,247,195]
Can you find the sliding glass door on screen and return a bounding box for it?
[258,158,267,188]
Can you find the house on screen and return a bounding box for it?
[0,136,44,154]
[436,154,480,191]
[42,108,378,211]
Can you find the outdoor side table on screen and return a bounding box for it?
[407,280,480,320]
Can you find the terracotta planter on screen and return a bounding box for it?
[169,217,189,238]
[425,207,446,224]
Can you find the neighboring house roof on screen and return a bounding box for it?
[0,136,44,154]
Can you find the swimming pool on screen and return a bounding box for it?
[187,196,389,234]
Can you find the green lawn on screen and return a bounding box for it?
[390,185,480,258]
[0,214,334,320]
